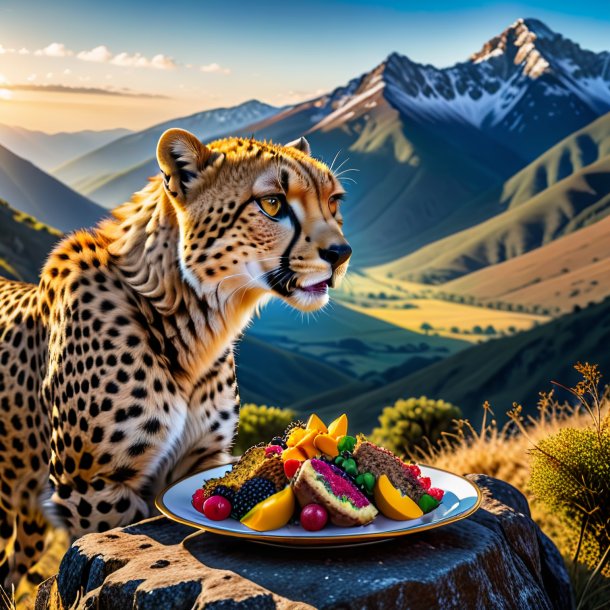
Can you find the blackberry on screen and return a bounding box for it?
[214,485,236,505]
[231,477,275,520]
[270,436,287,449]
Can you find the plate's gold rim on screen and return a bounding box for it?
[155,463,483,545]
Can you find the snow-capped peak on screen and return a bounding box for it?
[471,18,550,78]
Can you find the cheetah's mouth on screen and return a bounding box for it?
[298,278,330,294]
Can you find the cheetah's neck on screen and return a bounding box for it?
[100,180,262,383]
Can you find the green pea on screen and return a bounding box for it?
[335,456,344,466]
[344,458,357,470]
[345,463,358,477]
[337,435,356,453]
[355,474,364,486]
[418,493,439,514]
[363,472,375,492]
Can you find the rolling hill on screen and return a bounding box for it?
[0,124,130,172]
[446,213,610,313]
[0,144,106,232]
[54,100,280,203]
[329,296,610,431]
[378,149,610,283]
[0,198,61,282]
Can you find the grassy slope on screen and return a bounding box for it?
[502,111,610,209]
[446,213,610,312]
[337,269,548,342]
[247,298,466,378]
[378,154,610,283]
[0,144,106,232]
[334,297,610,430]
[0,198,61,282]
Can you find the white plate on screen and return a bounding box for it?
[156,464,481,547]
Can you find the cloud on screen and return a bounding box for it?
[77,45,112,63]
[0,45,29,55]
[200,62,230,74]
[5,83,169,98]
[111,51,177,70]
[35,42,73,57]
[74,45,177,70]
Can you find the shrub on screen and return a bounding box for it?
[524,363,610,581]
[370,396,461,457]
[233,404,296,455]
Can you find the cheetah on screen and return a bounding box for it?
[0,129,351,587]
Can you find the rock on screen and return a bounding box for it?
[36,475,574,610]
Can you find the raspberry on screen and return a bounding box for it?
[231,477,276,520]
[418,476,431,491]
[429,487,444,502]
[192,489,205,514]
[265,445,283,456]
[407,463,421,477]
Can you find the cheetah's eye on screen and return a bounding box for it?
[329,193,344,216]
[257,195,285,220]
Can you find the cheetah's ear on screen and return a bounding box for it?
[285,136,311,156]
[157,128,224,205]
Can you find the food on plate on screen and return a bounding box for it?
[193,412,446,533]
[292,458,378,526]
[300,503,329,531]
[240,486,296,532]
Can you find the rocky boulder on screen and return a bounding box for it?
[36,474,573,609]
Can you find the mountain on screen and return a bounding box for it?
[333,296,610,430]
[58,19,610,269]
[0,144,106,232]
[0,198,61,282]
[0,124,130,172]
[446,213,610,313]
[382,18,610,162]
[377,111,610,283]
[54,100,280,203]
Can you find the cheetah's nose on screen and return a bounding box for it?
[318,244,352,270]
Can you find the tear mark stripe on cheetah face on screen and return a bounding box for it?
[0,129,351,588]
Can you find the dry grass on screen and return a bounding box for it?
[418,375,609,610]
[337,269,547,342]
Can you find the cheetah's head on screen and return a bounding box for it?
[157,128,351,313]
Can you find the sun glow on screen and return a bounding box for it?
[0,89,13,101]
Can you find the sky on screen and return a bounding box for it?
[0,0,609,133]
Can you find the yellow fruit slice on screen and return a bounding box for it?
[286,427,308,447]
[306,413,328,434]
[313,433,339,457]
[327,413,348,438]
[240,486,296,531]
[374,474,423,520]
[294,429,319,459]
[282,446,307,462]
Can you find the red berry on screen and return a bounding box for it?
[203,495,232,521]
[300,504,328,532]
[283,459,301,479]
[419,476,431,491]
[429,487,444,502]
[407,463,421,477]
[192,489,205,513]
[265,445,283,456]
